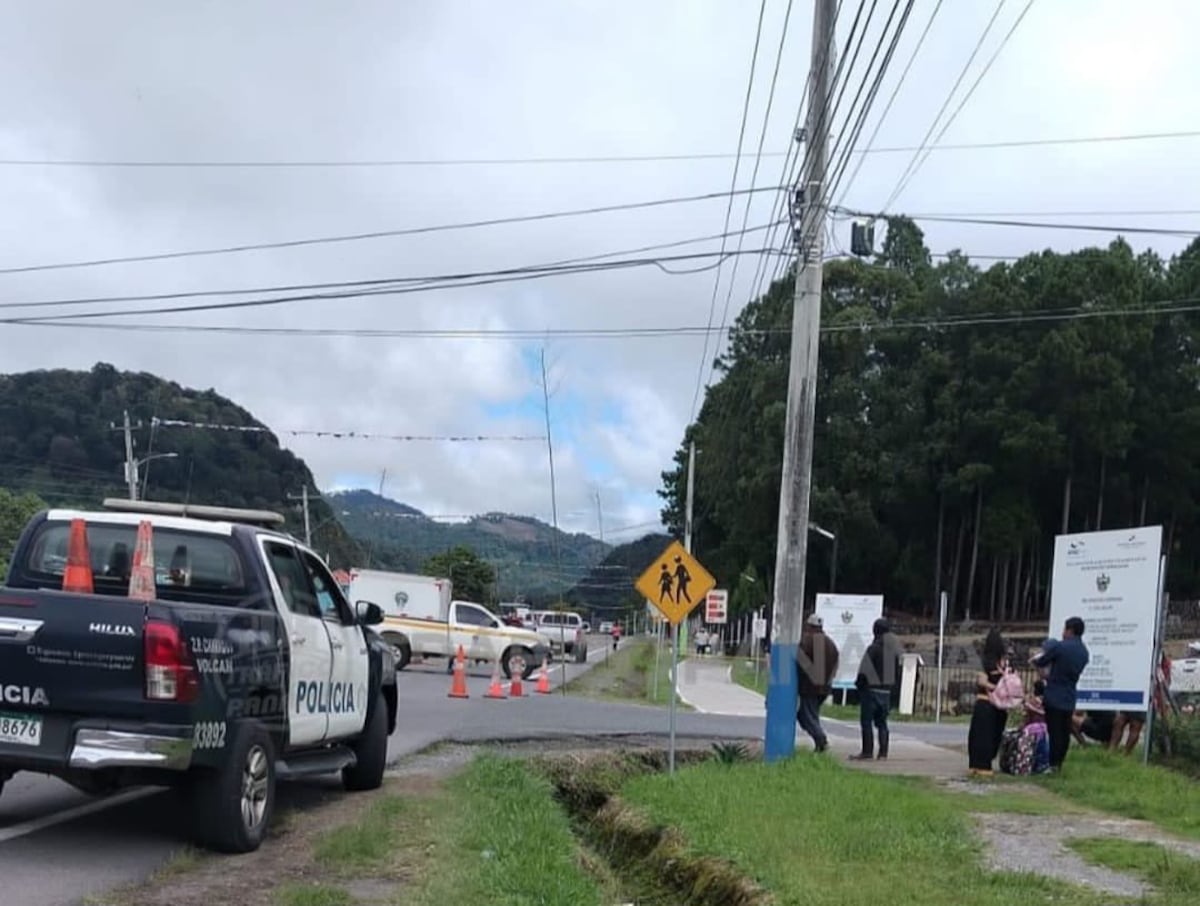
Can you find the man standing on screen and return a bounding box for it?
[852,618,901,761]
[1030,616,1090,772]
[796,613,839,753]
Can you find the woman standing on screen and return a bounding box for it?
[967,629,1008,776]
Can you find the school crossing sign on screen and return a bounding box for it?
[635,540,716,626]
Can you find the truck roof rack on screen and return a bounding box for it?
[101,498,287,528]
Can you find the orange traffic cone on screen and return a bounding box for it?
[448,645,469,699]
[128,520,156,602]
[510,667,525,698]
[484,660,507,699]
[535,656,551,694]
[62,518,94,594]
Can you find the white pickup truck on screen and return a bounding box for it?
[347,568,551,679]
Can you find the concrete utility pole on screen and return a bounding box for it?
[594,489,605,543]
[122,410,138,501]
[668,438,697,774]
[289,486,313,546]
[684,440,696,554]
[765,0,836,763]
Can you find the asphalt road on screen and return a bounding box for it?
[0,636,965,905]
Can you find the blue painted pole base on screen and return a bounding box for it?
[764,645,798,762]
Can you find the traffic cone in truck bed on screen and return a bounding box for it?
[62,518,94,594]
[128,520,156,602]
[448,645,469,699]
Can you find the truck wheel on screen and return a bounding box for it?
[343,692,388,792]
[189,722,275,854]
[382,633,411,671]
[502,646,536,680]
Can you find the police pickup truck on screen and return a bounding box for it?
[0,499,398,854]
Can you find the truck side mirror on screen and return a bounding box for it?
[355,601,385,626]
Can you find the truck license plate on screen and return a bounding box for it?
[0,712,42,746]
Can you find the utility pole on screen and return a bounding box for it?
[594,489,605,543]
[765,0,836,763]
[289,486,313,546]
[668,439,697,774]
[684,440,696,554]
[122,410,138,500]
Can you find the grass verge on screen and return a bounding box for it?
[621,755,1111,906]
[729,658,969,722]
[1038,746,1200,839]
[563,638,691,709]
[412,754,607,906]
[1068,837,1200,903]
[313,794,406,872]
[274,885,353,906]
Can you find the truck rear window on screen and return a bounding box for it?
[21,520,250,603]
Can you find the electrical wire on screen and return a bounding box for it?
[0,221,786,313]
[0,186,781,277]
[834,207,1200,236]
[701,0,798,415]
[888,0,1037,207]
[834,0,943,208]
[7,249,782,324]
[881,0,1008,212]
[690,0,771,424]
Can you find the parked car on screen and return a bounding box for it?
[533,610,589,662]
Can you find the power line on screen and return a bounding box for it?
[690,0,772,424]
[835,207,1200,236]
[888,0,1037,206]
[881,0,1008,212]
[148,418,547,441]
[700,0,798,414]
[8,249,782,324]
[3,129,1198,169]
[0,221,785,313]
[0,186,782,277]
[834,0,943,207]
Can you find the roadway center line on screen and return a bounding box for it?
[0,788,159,844]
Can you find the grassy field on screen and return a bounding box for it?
[729,657,971,723]
[622,755,1113,906]
[1039,746,1200,839]
[563,637,690,708]
[1068,838,1200,904]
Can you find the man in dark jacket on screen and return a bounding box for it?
[796,613,840,752]
[1030,616,1090,771]
[852,617,901,760]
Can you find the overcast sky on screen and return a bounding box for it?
[1,0,1197,544]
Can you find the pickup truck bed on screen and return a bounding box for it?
[0,503,398,853]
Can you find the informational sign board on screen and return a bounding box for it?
[752,615,767,640]
[635,540,716,626]
[705,589,728,624]
[1047,526,1163,710]
[814,593,884,688]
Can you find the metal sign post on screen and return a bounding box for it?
[1145,555,1168,765]
[935,590,947,724]
[669,621,680,773]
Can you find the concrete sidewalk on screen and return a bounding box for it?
[675,657,967,779]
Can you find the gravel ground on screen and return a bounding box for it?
[973,810,1200,897]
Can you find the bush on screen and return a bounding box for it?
[1155,709,1200,768]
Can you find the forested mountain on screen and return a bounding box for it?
[660,219,1200,621]
[563,531,672,615]
[0,364,363,566]
[330,489,610,602]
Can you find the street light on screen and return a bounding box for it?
[126,452,178,500]
[809,524,837,593]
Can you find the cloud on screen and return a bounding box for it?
[0,0,1195,541]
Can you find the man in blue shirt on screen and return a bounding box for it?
[1030,616,1090,771]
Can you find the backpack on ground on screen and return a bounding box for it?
[989,669,1024,710]
[998,728,1034,776]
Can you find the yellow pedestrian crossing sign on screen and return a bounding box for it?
[635,540,716,626]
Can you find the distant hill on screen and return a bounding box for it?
[329,489,611,602]
[0,363,363,567]
[564,531,672,619]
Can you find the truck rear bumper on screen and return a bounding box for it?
[70,728,193,771]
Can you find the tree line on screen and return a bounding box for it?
[659,218,1200,622]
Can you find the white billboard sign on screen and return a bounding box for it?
[705,589,728,624]
[752,615,767,640]
[814,593,884,688]
[1047,526,1163,711]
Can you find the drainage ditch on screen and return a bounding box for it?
[534,749,773,906]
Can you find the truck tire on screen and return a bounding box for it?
[382,633,411,671]
[188,722,276,854]
[502,646,537,681]
[343,692,388,792]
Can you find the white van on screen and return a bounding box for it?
[534,609,588,662]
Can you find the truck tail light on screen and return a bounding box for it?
[144,619,199,703]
